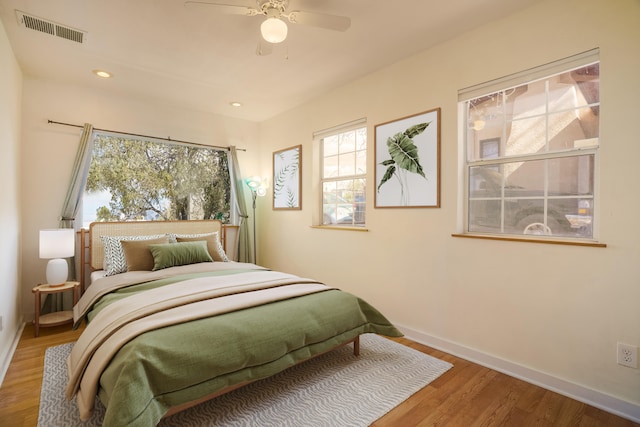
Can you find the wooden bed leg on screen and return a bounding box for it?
[353,335,360,356]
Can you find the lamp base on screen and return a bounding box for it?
[46,258,69,286]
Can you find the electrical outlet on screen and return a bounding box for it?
[617,343,638,368]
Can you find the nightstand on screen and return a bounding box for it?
[32,281,80,337]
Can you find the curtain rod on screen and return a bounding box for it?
[47,120,246,152]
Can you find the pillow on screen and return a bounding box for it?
[169,231,229,262]
[121,237,170,271]
[101,234,166,276]
[148,241,213,271]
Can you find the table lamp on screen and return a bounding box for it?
[39,228,75,286]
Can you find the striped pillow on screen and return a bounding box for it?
[101,234,166,276]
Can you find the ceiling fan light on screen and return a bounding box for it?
[261,17,287,43]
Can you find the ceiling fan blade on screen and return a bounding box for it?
[184,1,260,16]
[286,10,351,32]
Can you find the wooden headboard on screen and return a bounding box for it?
[80,220,237,292]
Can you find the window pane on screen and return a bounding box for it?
[575,106,599,141]
[324,135,339,156]
[320,125,367,226]
[355,150,366,175]
[548,155,594,196]
[353,178,366,224]
[322,180,354,225]
[323,154,339,178]
[356,128,367,150]
[505,116,547,157]
[468,199,502,233]
[505,81,546,121]
[463,60,598,240]
[504,159,544,197]
[564,198,593,238]
[83,135,231,227]
[339,152,356,176]
[339,130,356,153]
[467,96,504,161]
[469,166,503,198]
[480,138,499,159]
[468,157,594,238]
[548,64,599,111]
[506,199,544,234]
[546,198,589,238]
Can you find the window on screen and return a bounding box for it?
[318,122,367,226]
[82,133,231,228]
[461,53,599,240]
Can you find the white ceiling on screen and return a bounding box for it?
[0,0,539,122]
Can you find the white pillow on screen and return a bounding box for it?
[101,234,166,276]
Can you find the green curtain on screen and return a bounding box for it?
[228,146,252,263]
[60,123,94,277]
[43,123,94,313]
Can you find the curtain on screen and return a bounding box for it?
[60,123,94,275]
[44,123,94,313]
[228,146,252,263]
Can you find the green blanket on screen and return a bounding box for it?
[82,268,401,427]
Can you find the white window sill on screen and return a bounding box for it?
[311,225,369,232]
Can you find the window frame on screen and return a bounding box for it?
[81,131,234,228]
[314,119,367,228]
[459,53,601,243]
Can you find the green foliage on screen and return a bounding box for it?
[273,148,299,207]
[377,122,430,192]
[86,135,231,222]
[286,187,296,208]
[95,206,118,222]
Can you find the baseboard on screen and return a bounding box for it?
[0,319,25,387]
[396,323,640,424]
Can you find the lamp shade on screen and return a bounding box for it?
[39,229,75,259]
[244,176,268,196]
[261,17,288,43]
[244,176,262,190]
[40,229,75,286]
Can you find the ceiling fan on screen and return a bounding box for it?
[184,0,351,47]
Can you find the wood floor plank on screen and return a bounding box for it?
[1,325,638,426]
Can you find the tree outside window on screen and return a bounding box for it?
[83,134,231,227]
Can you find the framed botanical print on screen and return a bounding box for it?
[273,145,302,210]
[374,108,441,208]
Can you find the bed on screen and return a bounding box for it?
[66,220,402,426]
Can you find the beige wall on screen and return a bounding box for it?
[257,0,640,415]
[19,78,261,318]
[0,18,22,381]
[3,0,639,419]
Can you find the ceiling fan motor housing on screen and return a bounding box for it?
[259,0,288,15]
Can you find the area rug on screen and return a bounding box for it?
[39,334,452,426]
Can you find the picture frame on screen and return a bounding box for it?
[374,108,441,208]
[273,145,302,210]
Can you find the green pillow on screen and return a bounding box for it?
[148,241,213,271]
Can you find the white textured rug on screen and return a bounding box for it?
[39,334,452,427]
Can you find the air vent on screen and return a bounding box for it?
[16,10,87,44]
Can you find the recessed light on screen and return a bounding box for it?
[230,101,242,107]
[93,69,112,78]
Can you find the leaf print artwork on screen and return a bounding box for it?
[377,122,430,205]
[273,145,301,209]
[374,108,441,208]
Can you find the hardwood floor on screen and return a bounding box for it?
[0,323,86,427]
[0,325,637,426]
